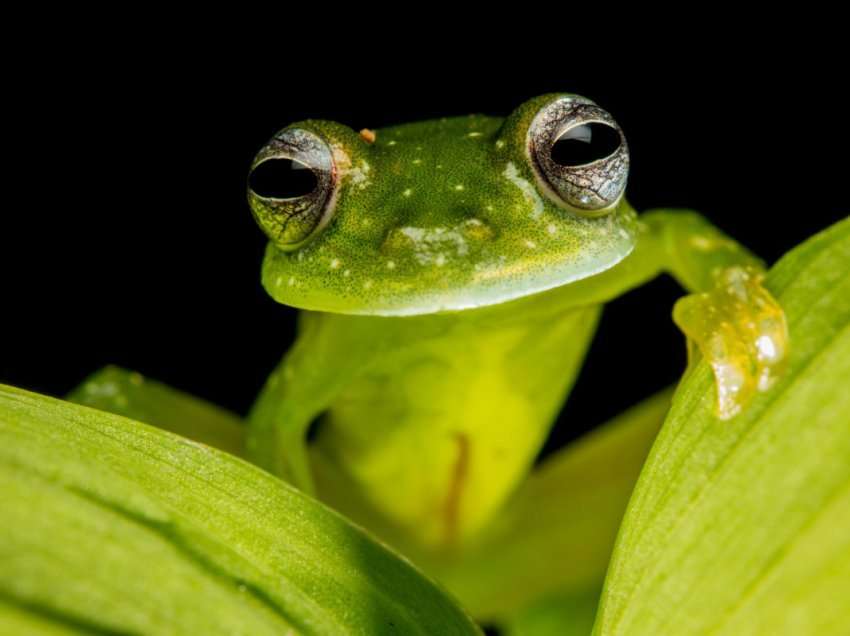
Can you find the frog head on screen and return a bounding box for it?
[247,93,637,315]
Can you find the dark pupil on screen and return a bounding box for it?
[249,159,318,198]
[550,123,621,167]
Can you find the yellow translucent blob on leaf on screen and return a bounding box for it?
[673,266,789,419]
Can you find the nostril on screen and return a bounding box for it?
[248,158,318,199]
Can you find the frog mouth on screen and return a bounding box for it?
[381,239,635,316]
[261,203,638,316]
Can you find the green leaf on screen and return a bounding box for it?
[0,385,480,635]
[68,365,245,455]
[434,390,670,621]
[594,217,850,635]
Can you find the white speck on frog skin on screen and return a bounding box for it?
[690,236,713,250]
[329,258,341,270]
[756,334,778,361]
[84,381,118,398]
[348,161,372,190]
[402,188,413,198]
[503,161,544,219]
[690,235,737,252]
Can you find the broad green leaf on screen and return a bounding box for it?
[594,217,850,635]
[68,365,245,455]
[0,385,480,635]
[0,599,81,636]
[433,390,670,620]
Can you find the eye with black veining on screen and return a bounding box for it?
[247,128,336,250]
[529,97,629,214]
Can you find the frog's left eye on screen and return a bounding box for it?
[528,97,629,215]
[247,128,337,250]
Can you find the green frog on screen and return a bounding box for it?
[243,93,788,552]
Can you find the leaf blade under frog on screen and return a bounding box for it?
[0,384,481,636]
[593,216,850,635]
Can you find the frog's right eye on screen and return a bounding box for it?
[527,96,629,216]
[247,128,337,250]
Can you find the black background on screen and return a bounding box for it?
[4,38,846,458]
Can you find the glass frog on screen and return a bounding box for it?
[242,93,789,553]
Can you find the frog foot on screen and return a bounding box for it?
[672,265,789,419]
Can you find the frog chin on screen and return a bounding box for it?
[369,240,635,316]
[261,236,634,317]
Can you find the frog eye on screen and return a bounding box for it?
[528,97,629,215]
[247,128,337,250]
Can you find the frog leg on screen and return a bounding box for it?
[645,209,789,418]
[558,208,789,419]
[246,310,404,493]
[68,366,244,455]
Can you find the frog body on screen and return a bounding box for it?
[307,295,598,548]
[245,94,788,553]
